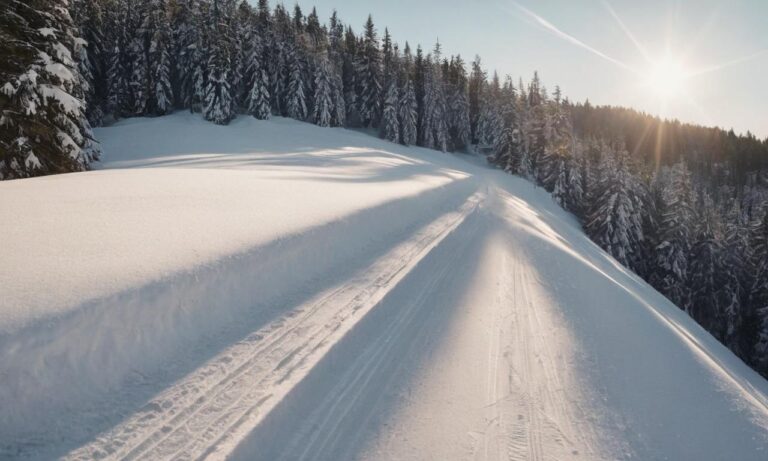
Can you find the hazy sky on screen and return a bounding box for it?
[277,0,767,138]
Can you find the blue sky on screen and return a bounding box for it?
[273,0,767,138]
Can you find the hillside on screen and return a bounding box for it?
[1,113,767,459]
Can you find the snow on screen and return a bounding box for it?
[45,62,75,84]
[1,112,768,460]
[38,27,56,38]
[24,151,40,169]
[39,83,82,113]
[1,82,14,96]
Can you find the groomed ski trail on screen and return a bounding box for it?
[65,191,484,461]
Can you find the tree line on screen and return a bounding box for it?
[2,0,768,377]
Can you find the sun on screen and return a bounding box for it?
[645,56,688,98]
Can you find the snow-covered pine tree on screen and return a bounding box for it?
[255,0,271,31]
[540,95,574,191]
[267,3,290,115]
[417,43,448,152]
[380,78,399,142]
[749,211,768,373]
[1,0,100,178]
[326,11,346,128]
[491,78,520,172]
[650,160,695,307]
[468,55,485,144]
[687,192,729,339]
[378,30,399,143]
[396,42,416,146]
[311,57,332,127]
[721,197,750,353]
[354,15,381,128]
[130,0,150,115]
[244,33,270,119]
[418,56,436,149]
[475,74,501,151]
[285,43,307,120]
[341,25,357,124]
[203,0,236,124]
[446,55,470,152]
[550,154,569,208]
[398,78,417,146]
[233,0,255,107]
[170,0,199,109]
[522,72,546,184]
[330,71,346,127]
[413,44,425,134]
[585,142,645,270]
[563,141,585,214]
[327,10,343,65]
[146,0,174,115]
[431,44,448,152]
[104,0,133,117]
[71,0,107,125]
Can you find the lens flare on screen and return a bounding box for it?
[646,57,687,98]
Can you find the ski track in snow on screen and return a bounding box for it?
[65,192,484,461]
[4,113,768,460]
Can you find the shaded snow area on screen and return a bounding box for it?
[1,112,767,460]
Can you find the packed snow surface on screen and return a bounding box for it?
[1,112,767,460]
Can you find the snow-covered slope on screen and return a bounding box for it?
[1,113,767,460]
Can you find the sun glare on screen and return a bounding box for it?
[646,56,687,98]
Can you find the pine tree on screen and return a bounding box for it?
[312,57,332,127]
[586,143,645,270]
[431,44,448,152]
[233,0,255,107]
[687,193,729,339]
[750,212,768,372]
[203,0,235,125]
[492,78,520,172]
[244,34,270,119]
[267,3,290,116]
[418,58,436,149]
[550,154,569,208]
[171,0,199,109]
[540,97,573,191]
[380,79,399,142]
[130,0,150,115]
[417,44,447,152]
[398,78,417,146]
[146,0,174,115]
[522,72,546,184]
[468,55,485,144]
[722,198,750,353]
[341,25,357,124]
[285,44,307,120]
[330,71,346,127]
[1,0,100,178]
[651,161,695,307]
[71,0,107,125]
[564,143,585,214]
[105,0,133,117]
[355,15,381,127]
[446,56,470,151]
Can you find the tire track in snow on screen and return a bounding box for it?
[65,192,484,461]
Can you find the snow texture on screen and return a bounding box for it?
[1,113,767,460]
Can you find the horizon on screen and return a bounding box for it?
[279,0,768,139]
